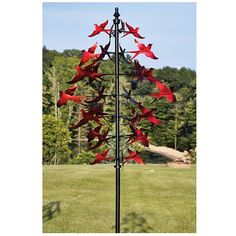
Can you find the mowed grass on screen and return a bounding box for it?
[43,164,196,233]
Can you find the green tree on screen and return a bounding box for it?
[43,114,71,164]
[43,46,60,74]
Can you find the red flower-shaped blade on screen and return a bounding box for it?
[122,22,145,39]
[137,102,161,125]
[86,103,107,119]
[65,84,78,95]
[79,42,100,65]
[95,41,112,61]
[71,109,101,129]
[87,125,102,142]
[133,60,156,83]
[88,20,111,37]
[88,42,98,53]
[149,80,176,103]
[67,62,104,84]
[91,149,111,164]
[130,39,158,60]
[89,128,110,150]
[84,104,108,127]
[83,62,104,84]
[133,60,145,80]
[129,126,149,147]
[67,65,87,84]
[85,86,106,104]
[57,91,85,108]
[126,108,140,127]
[124,149,144,165]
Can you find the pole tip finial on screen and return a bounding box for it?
[114,7,120,17]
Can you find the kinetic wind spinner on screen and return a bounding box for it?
[57,8,176,233]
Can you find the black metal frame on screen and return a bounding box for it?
[113,7,121,233]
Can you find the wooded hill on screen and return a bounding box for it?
[43,46,196,165]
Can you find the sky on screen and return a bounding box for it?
[43,2,196,70]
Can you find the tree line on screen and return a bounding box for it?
[42,46,196,164]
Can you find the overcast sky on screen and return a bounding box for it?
[43,2,196,70]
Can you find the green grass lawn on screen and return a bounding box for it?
[43,164,196,233]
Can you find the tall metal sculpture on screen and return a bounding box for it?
[57,7,176,233]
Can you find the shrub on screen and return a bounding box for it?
[189,148,196,164]
[69,150,95,164]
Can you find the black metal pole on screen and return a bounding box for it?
[113,7,121,233]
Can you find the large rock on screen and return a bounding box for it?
[146,144,190,162]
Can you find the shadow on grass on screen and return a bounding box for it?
[112,211,153,233]
[43,201,61,222]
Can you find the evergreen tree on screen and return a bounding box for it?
[43,114,71,164]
